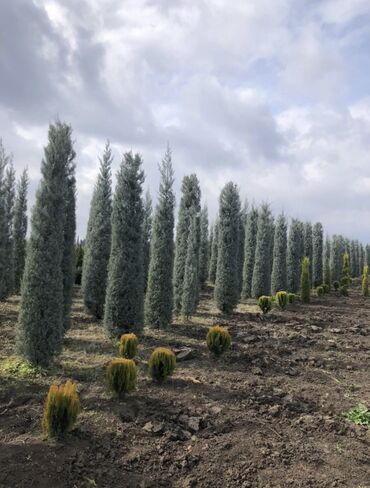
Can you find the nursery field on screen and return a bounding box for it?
[0,284,369,488]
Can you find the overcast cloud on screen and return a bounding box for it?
[1,0,370,240]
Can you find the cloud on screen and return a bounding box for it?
[1,0,370,241]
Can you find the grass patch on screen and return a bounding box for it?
[0,358,47,379]
[343,404,370,426]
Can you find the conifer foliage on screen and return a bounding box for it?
[251,204,273,298]
[145,148,175,329]
[13,170,28,293]
[104,152,145,337]
[241,206,258,299]
[312,222,323,287]
[208,220,219,284]
[287,219,304,293]
[271,213,287,295]
[300,256,311,303]
[82,142,113,319]
[199,206,209,287]
[142,190,152,292]
[214,182,241,313]
[16,122,75,366]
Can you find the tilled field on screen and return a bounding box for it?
[0,284,369,488]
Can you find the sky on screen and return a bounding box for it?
[1,0,370,241]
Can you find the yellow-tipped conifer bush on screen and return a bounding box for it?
[119,333,139,359]
[42,380,80,438]
[300,257,311,303]
[106,358,137,398]
[258,295,272,314]
[206,325,231,357]
[275,291,288,310]
[287,292,296,304]
[362,265,369,297]
[148,347,176,382]
[316,285,324,297]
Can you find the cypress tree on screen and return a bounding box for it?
[0,140,10,300]
[251,204,273,298]
[300,256,310,303]
[287,219,305,293]
[271,213,287,295]
[173,175,201,313]
[208,225,214,274]
[362,265,369,297]
[236,204,247,297]
[144,148,175,329]
[324,237,331,289]
[199,205,209,287]
[82,142,113,319]
[214,182,241,313]
[304,222,313,283]
[208,219,219,284]
[182,213,201,317]
[3,162,16,296]
[104,152,145,337]
[331,235,346,282]
[143,190,152,292]
[13,169,28,293]
[75,240,84,285]
[312,222,323,287]
[342,252,350,285]
[16,122,74,366]
[241,206,258,299]
[61,152,76,331]
[365,244,370,268]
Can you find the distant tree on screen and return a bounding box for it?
[82,142,113,319]
[0,140,11,300]
[287,219,305,293]
[271,213,287,295]
[182,213,201,317]
[145,148,175,329]
[208,219,219,284]
[173,174,201,313]
[13,169,28,293]
[342,252,351,286]
[251,204,273,298]
[323,237,331,290]
[104,152,145,337]
[241,206,258,299]
[214,182,241,313]
[300,256,310,303]
[365,244,370,268]
[3,162,16,296]
[16,122,75,366]
[362,264,369,297]
[331,235,346,282]
[359,243,365,278]
[199,205,209,287]
[303,222,313,283]
[312,222,323,287]
[75,240,84,285]
[236,204,247,297]
[208,224,214,275]
[142,190,152,292]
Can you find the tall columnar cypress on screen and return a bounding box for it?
[342,252,350,285]
[3,162,15,296]
[82,142,113,319]
[104,152,145,337]
[142,190,152,292]
[304,222,313,283]
[0,140,10,300]
[208,224,214,274]
[359,244,365,277]
[365,244,370,268]
[61,153,76,331]
[312,222,323,287]
[145,148,175,329]
[173,174,201,313]
[300,256,310,303]
[16,122,74,366]
[271,213,287,295]
[251,204,273,298]
[236,205,247,297]
[182,212,201,317]
[199,205,209,287]
[287,219,304,293]
[13,169,28,293]
[324,237,331,289]
[331,235,346,282]
[241,206,258,299]
[214,182,241,313]
[208,219,219,284]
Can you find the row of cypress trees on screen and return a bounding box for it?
[10,122,370,366]
[0,140,28,299]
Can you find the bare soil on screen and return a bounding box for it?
[0,284,369,488]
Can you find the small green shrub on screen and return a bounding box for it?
[322,284,329,294]
[343,404,370,426]
[333,281,340,291]
[362,265,369,297]
[257,296,272,314]
[339,285,348,296]
[42,380,80,438]
[106,358,137,398]
[300,256,310,303]
[118,333,139,359]
[287,293,296,304]
[148,347,176,382]
[340,276,350,287]
[206,326,231,356]
[275,291,288,310]
[316,285,324,297]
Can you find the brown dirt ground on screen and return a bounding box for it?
[0,284,369,488]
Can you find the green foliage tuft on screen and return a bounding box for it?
[322,284,329,293]
[362,265,369,297]
[300,256,311,303]
[333,280,340,291]
[316,285,325,297]
[1,358,46,379]
[343,404,370,426]
[206,325,231,356]
[42,380,80,438]
[275,291,288,310]
[118,333,139,359]
[106,358,137,398]
[258,295,272,314]
[287,292,296,304]
[148,347,176,382]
